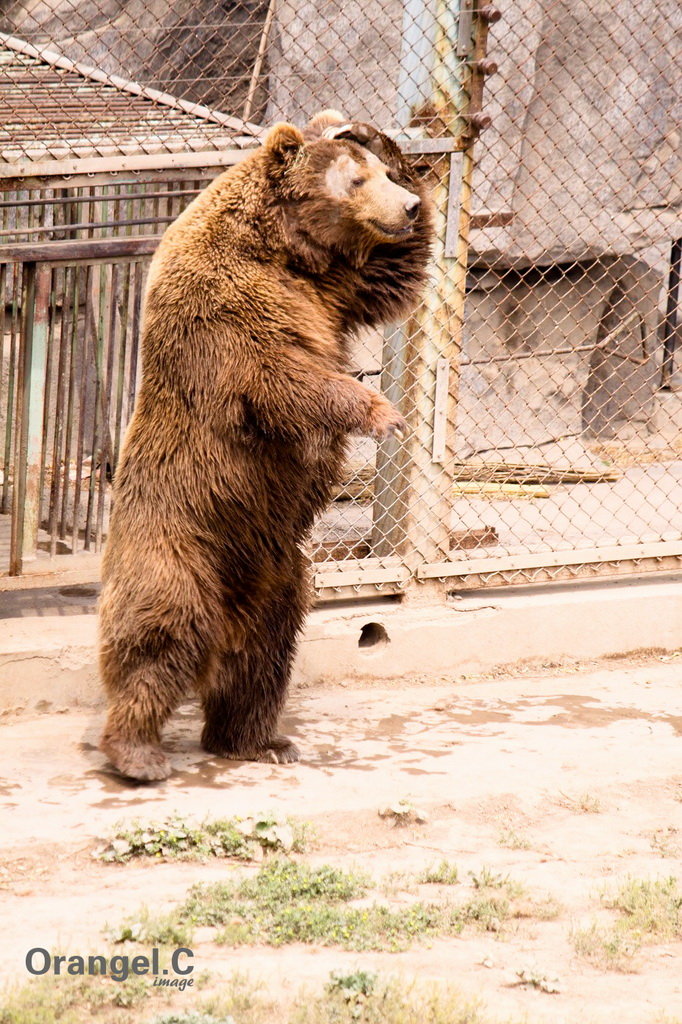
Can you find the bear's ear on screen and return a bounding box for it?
[323,121,372,146]
[264,122,305,162]
[305,109,347,139]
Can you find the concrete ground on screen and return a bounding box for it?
[1,651,681,1022]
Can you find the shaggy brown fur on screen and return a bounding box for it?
[98,112,433,781]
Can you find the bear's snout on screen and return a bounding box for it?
[404,194,421,221]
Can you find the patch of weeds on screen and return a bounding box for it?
[513,894,562,921]
[468,867,524,898]
[193,973,273,1024]
[108,906,194,947]
[557,791,602,814]
[291,974,483,1024]
[323,971,377,1019]
[460,869,558,933]
[149,1015,235,1024]
[216,896,461,952]
[649,827,681,859]
[573,876,682,971]
[459,893,510,933]
[327,971,378,999]
[179,859,462,952]
[0,969,153,1024]
[603,876,682,939]
[113,859,562,957]
[497,828,532,851]
[571,921,641,972]
[380,871,417,896]
[94,814,309,864]
[417,861,459,885]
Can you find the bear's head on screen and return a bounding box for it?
[262,112,425,269]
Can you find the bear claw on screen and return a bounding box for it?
[202,734,300,764]
[258,737,300,764]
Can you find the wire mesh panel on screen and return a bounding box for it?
[1,0,681,592]
[438,0,682,587]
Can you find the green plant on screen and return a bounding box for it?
[497,828,532,851]
[571,921,641,972]
[468,867,523,898]
[179,860,461,952]
[108,907,194,947]
[557,792,602,814]
[326,971,377,998]
[94,814,309,864]
[603,876,682,939]
[291,975,483,1024]
[417,861,459,885]
[0,970,153,1024]
[148,1015,235,1024]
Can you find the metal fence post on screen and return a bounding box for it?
[9,261,51,574]
[372,0,475,567]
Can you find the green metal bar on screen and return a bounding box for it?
[9,261,50,573]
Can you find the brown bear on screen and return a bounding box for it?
[98,110,433,781]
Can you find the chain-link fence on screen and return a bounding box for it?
[1,0,681,595]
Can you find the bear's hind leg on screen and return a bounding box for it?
[201,575,305,764]
[201,641,300,763]
[101,639,214,781]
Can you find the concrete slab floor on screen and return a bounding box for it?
[0,653,681,1022]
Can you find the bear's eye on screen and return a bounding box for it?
[350,176,366,189]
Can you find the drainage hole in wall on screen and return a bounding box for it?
[358,622,390,649]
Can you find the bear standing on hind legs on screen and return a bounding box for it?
[98,110,433,781]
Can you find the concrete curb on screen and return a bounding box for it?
[1,574,681,713]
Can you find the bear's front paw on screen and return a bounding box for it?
[367,393,407,442]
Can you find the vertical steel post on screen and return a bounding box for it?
[9,261,51,574]
[373,0,498,569]
[661,238,681,388]
[373,0,470,565]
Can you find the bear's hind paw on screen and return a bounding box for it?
[258,736,300,764]
[204,734,300,764]
[101,737,172,782]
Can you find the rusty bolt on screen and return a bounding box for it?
[474,58,498,75]
[467,112,492,132]
[478,5,502,23]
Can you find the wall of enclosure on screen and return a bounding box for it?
[1,0,681,597]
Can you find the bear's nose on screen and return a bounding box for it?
[404,195,420,220]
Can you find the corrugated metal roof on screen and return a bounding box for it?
[0,33,263,168]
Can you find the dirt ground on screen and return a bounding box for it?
[1,651,682,1022]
